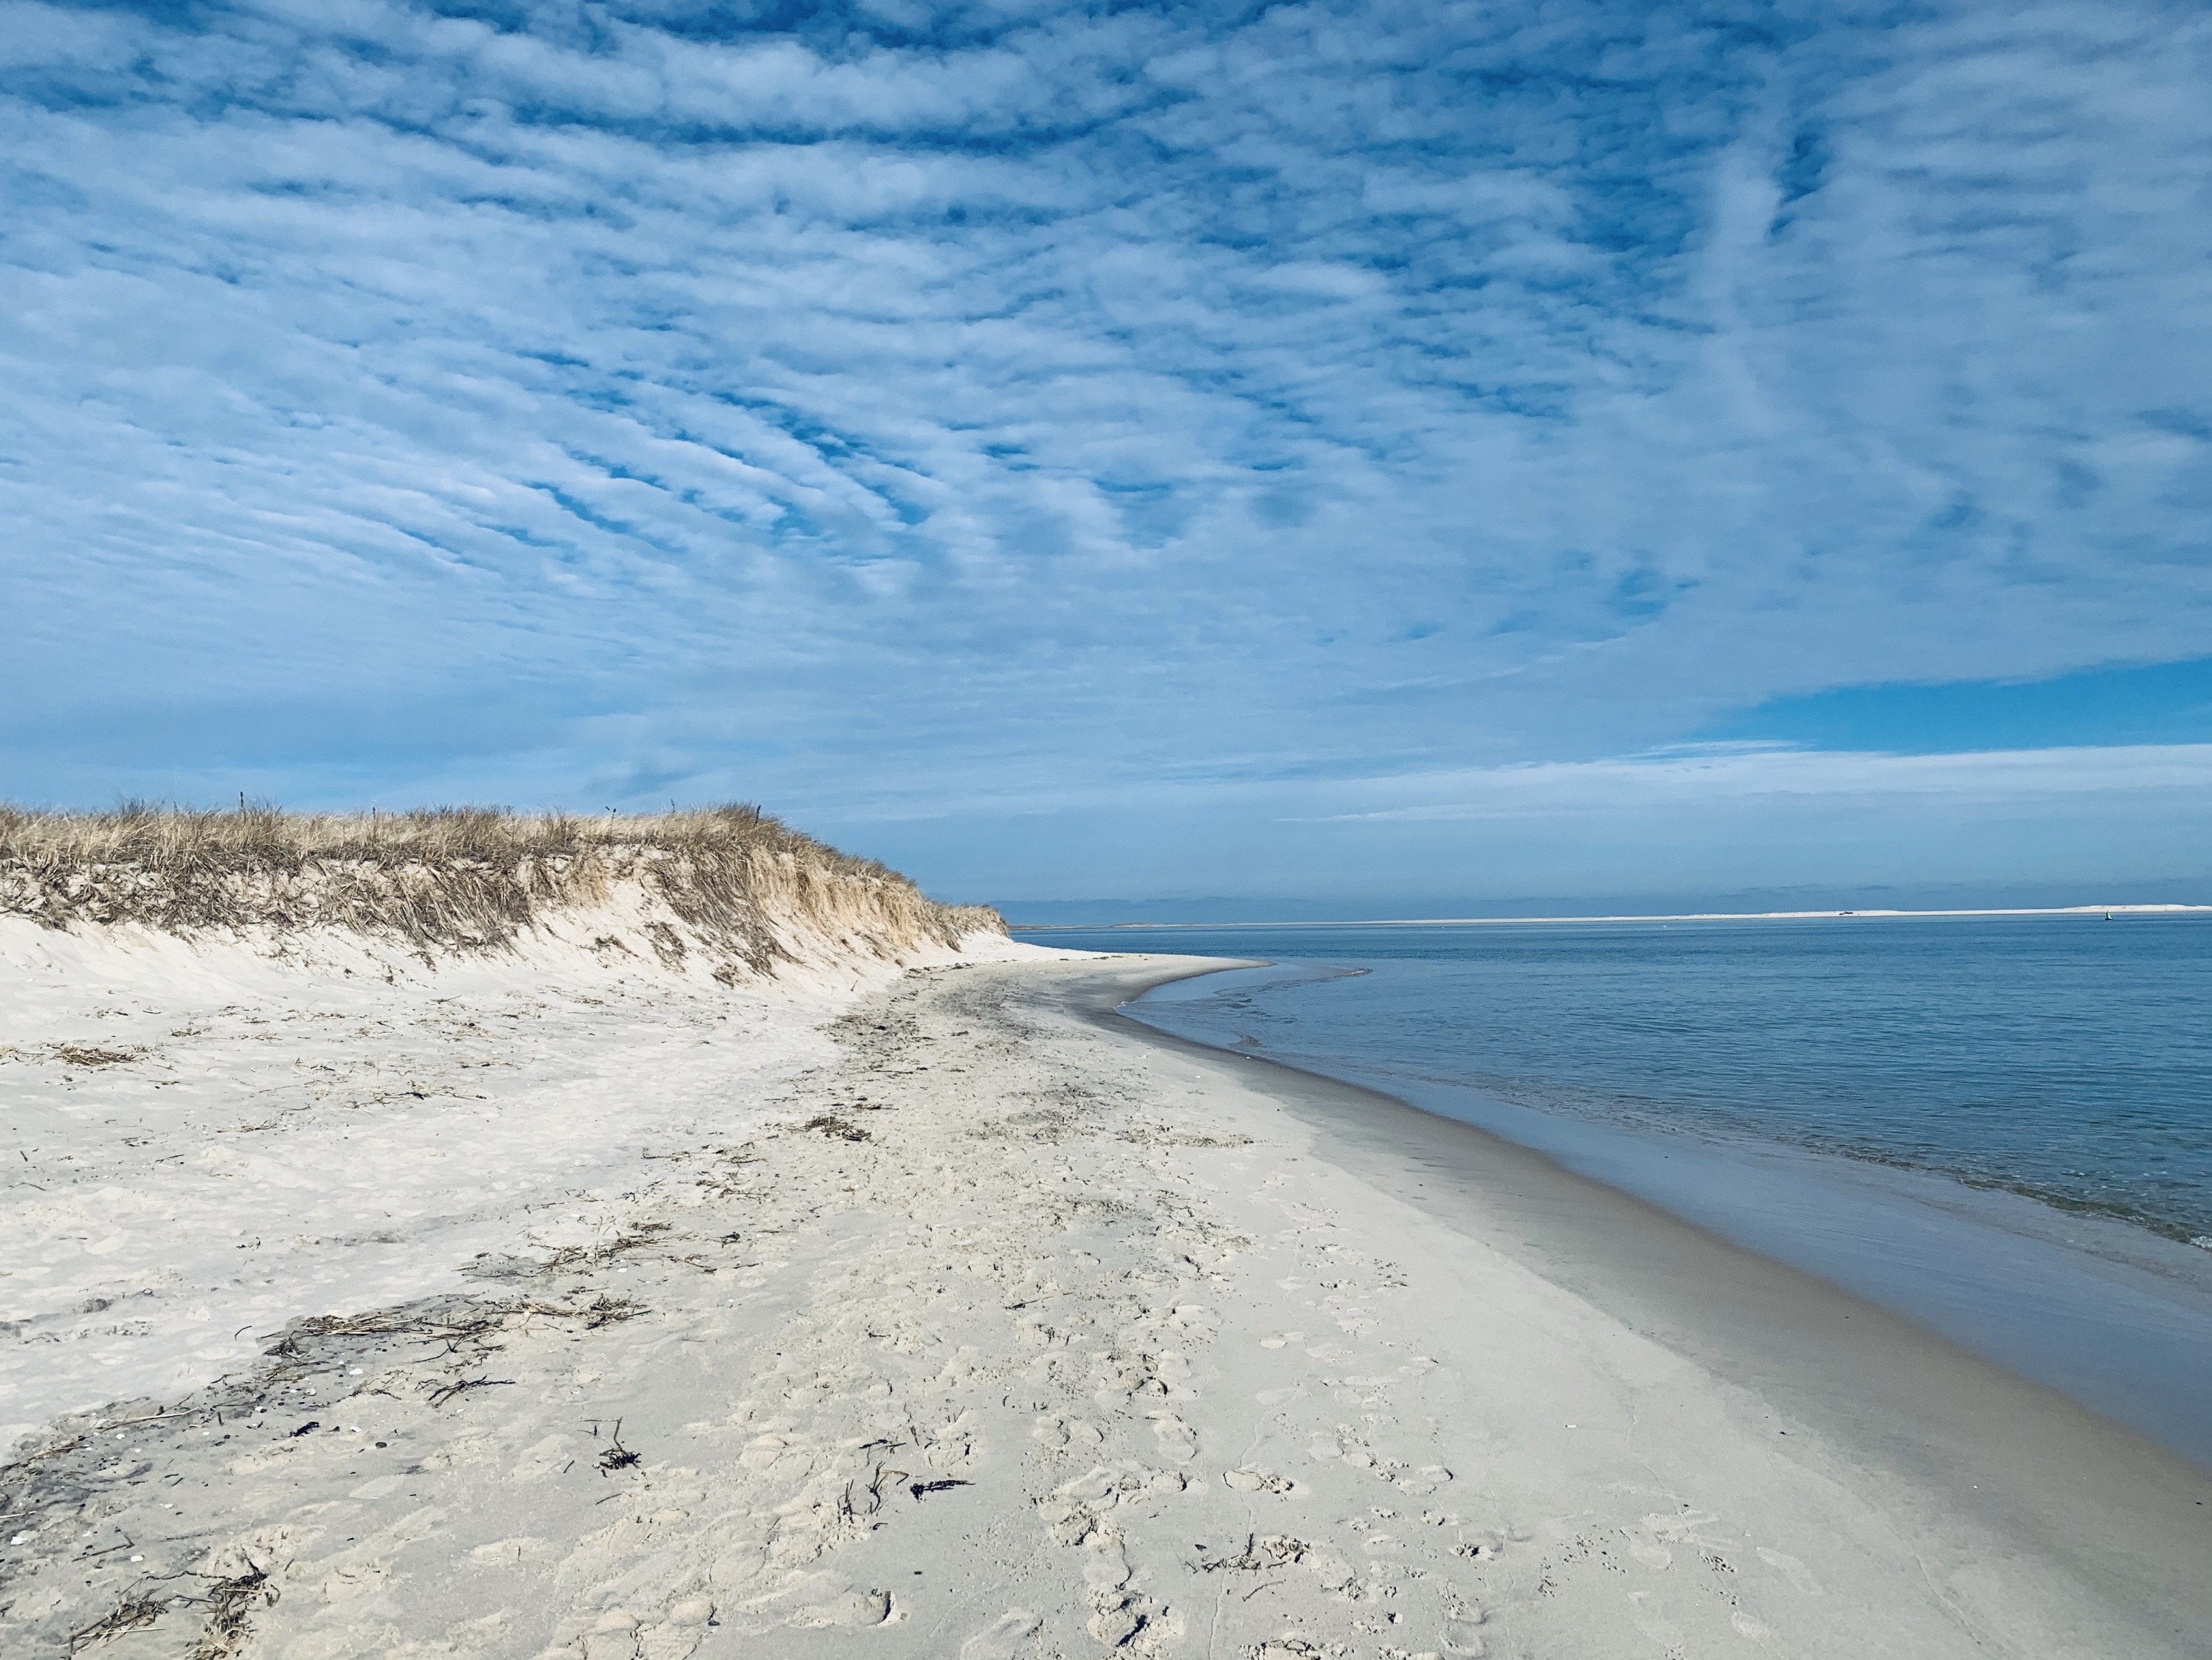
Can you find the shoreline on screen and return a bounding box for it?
[5,950,2208,1656]
[1111,960,2212,1467]
[1071,959,2212,1630]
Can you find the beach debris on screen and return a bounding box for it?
[58,1563,270,1660]
[190,1565,276,1660]
[1200,1533,1310,1574]
[49,1045,146,1070]
[595,1419,641,1474]
[573,1293,643,1327]
[426,1376,512,1408]
[66,1591,165,1653]
[803,1113,871,1142]
[538,1222,674,1271]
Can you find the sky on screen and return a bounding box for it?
[3,0,2209,915]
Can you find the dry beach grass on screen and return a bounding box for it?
[0,803,999,970]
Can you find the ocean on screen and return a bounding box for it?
[1038,913,2212,1461]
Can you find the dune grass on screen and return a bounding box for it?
[0,803,1000,969]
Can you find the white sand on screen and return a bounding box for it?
[3,946,2207,1658]
[0,910,1038,1452]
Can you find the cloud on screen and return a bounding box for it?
[789,739,2212,905]
[1,0,2208,899]
[1306,742,2212,820]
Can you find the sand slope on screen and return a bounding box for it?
[0,897,1025,1458]
[5,954,2204,1658]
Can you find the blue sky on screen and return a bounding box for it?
[3,0,2209,912]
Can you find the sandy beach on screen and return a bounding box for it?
[13,3,2212,1651]
[5,930,2209,1660]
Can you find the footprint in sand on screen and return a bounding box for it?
[1083,1537,1133,1593]
[1148,1411,1199,1462]
[782,1583,894,1629]
[1396,1464,1453,1496]
[581,1608,640,1660]
[1441,1601,1487,1656]
[1033,1413,1104,1450]
[1628,1532,1673,1570]
[1641,1508,1721,1543]
[959,1610,1043,1659]
[1756,1546,1824,1596]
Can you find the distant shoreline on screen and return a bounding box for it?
[1012,902,2212,931]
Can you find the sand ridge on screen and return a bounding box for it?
[1,957,2197,1658]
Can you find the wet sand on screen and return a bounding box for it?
[1079,966,2212,1651]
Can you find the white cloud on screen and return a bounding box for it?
[0,0,2207,901]
[1310,744,2212,820]
[790,739,2212,905]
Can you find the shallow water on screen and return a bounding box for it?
[1043,915,2212,1244]
[1039,916,2212,1462]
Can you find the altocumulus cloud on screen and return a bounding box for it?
[1,0,2208,899]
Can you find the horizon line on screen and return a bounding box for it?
[1006,903,2212,931]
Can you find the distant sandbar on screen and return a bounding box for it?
[1015,902,2212,930]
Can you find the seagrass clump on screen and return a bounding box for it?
[0,803,1000,969]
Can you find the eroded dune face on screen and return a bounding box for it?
[0,803,1000,976]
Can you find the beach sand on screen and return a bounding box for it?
[4,950,2208,1659]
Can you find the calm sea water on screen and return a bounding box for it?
[1040,916,2212,1246]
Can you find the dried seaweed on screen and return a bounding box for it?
[189,1566,274,1660]
[66,1593,164,1653]
[595,1419,640,1474]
